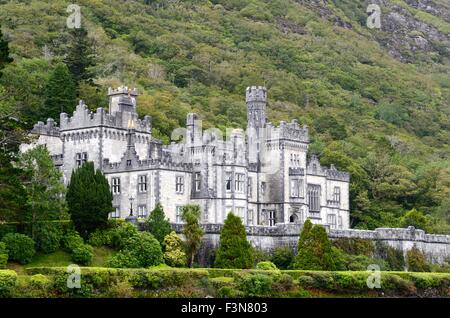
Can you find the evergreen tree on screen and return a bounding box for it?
[181,204,204,267]
[66,162,112,238]
[293,220,336,270]
[214,212,254,269]
[144,203,172,245]
[42,63,77,121]
[18,145,69,253]
[64,27,96,87]
[0,26,13,77]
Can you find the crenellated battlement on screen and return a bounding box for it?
[31,118,60,137]
[277,119,309,142]
[59,100,151,133]
[107,86,138,97]
[246,86,267,103]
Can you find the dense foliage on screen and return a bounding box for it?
[1,233,36,265]
[108,231,163,268]
[144,203,172,245]
[163,231,187,267]
[181,204,204,267]
[215,212,254,269]
[18,145,69,253]
[293,220,335,270]
[0,0,449,232]
[66,162,113,238]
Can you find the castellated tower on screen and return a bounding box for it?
[246,86,267,129]
[246,86,267,164]
[108,86,138,115]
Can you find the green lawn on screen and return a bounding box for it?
[6,247,116,274]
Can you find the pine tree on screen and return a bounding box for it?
[144,203,172,245]
[64,27,96,87]
[214,212,254,269]
[42,63,77,121]
[66,162,112,238]
[0,26,13,77]
[293,220,336,270]
[181,204,204,267]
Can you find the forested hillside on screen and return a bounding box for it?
[0,0,449,232]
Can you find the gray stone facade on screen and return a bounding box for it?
[24,85,351,229]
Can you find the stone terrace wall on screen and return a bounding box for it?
[164,223,450,266]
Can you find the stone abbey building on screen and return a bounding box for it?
[24,86,350,229]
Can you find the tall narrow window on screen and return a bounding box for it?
[261,182,266,195]
[225,172,232,191]
[138,175,147,193]
[338,216,343,229]
[247,209,253,225]
[333,186,341,203]
[307,184,320,212]
[327,214,337,229]
[176,176,184,194]
[137,205,147,218]
[268,211,276,226]
[75,152,88,167]
[176,206,183,223]
[110,207,120,218]
[111,177,121,195]
[235,173,245,192]
[194,172,201,192]
[290,179,299,197]
[247,177,252,198]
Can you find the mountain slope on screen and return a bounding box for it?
[0,0,449,232]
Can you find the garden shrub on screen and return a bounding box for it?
[33,223,63,254]
[270,246,294,270]
[252,247,270,265]
[163,231,187,267]
[273,273,294,292]
[407,246,431,272]
[61,230,93,265]
[1,233,36,264]
[214,213,254,269]
[0,270,17,297]
[144,203,172,245]
[109,222,139,249]
[256,261,278,271]
[30,274,51,289]
[106,280,134,298]
[293,221,335,270]
[381,274,417,296]
[236,273,273,297]
[61,230,84,251]
[88,228,112,247]
[0,242,8,269]
[108,232,163,268]
[71,244,94,265]
[297,275,315,289]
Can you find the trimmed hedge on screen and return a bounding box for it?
[1,267,446,298]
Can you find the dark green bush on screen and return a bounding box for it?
[108,223,139,249]
[61,230,84,251]
[87,228,112,247]
[30,274,51,289]
[375,241,405,271]
[108,232,163,268]
[71,244,94,265]
[1,233,36,264]
[270,246,294,270]
[297,275,315,289]
[214,213,254,269]
[381,274,417,296]
[33,223,63,254]
[273,273,294,292]
[332,238,375,257]
[236,273,273,297]
[0,270,17,297]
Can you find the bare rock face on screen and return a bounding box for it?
[296,0,449,64]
